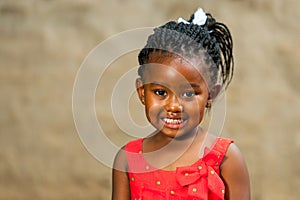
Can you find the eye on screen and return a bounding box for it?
[182,91,195,98]
[154,89,167,97]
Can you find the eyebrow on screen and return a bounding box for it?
[185,83,201,88]
[149,82,201,88]
[149,81,170,87]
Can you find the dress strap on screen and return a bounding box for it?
[125,138,143,153]
[176,138,233,200]
[214,137,234,161]
[202,137,234,173]
[125,139,146,173]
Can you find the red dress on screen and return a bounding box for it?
[125,137,233,200]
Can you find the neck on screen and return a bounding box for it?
[142,127,207,169]
[147,126,204,150]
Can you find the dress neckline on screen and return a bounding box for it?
[137,137,219,172]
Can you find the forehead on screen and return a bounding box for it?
[143,56,209,88]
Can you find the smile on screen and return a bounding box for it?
[161,117,186,129]
[163,118,183,124]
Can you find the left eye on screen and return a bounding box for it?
[182,91,195,98]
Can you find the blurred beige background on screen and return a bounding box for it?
[1,0,300,199]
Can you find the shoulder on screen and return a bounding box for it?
[221,142,245,171]
[220,142,251,200]
[113,138,143,171]
[113,145,128,172]
[220,141,247,175]
[112,145,131,200]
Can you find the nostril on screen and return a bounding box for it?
[167,105,183,113]
[165,94,183,112]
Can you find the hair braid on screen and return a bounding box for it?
[138,9,234,89]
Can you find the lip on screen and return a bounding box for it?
[161,117,187,129]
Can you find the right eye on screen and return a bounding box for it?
[154,89,167,97]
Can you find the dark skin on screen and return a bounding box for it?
[112,54,250,200]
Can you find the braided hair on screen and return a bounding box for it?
[138,10,234,89]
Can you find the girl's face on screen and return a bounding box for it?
[136,54,210,139]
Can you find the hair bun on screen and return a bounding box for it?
[181,8,207,26]
[205,14,216,29]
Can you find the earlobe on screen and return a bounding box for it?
[206,99,212,108]
[136,78,145,105]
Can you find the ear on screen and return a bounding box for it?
[206,84,222,108]
[209,84,222,100]
[136,78,145,105]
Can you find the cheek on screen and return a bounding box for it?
[145,102,163,120]
[184,98,207,118]
[187,103,205,116]
[144,103,165,130]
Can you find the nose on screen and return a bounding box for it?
[165,94,183,113]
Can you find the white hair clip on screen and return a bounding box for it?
[177,8,207,26]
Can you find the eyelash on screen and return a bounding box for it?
[182,91,196,98]
[154,89,167,97]
[153,89,196,98]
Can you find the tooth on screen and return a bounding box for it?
[163,118,183,124]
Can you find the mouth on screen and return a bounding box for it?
[161,117,186,129]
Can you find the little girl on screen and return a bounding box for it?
[112,8,250,200]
